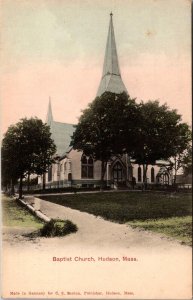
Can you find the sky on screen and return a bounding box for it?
[1,0,191,135]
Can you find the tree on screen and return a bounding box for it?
[70,92,139,188]
[23,176,39,192]
[1,118,56,198]
[71,93,191,190]
[169,145,192,184]
[1,147,18,194]
[181,145,192,177]
[132,101,191,188]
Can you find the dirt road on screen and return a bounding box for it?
[2,197,192,299]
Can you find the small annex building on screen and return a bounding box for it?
[38,14,172,189]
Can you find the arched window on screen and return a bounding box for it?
[81,155,87,178]
[81,155,94,178]
[163,174,169,185]
[87,156,94,178]
[138,166,142,182]
[113,162,123,182]
[82,155,87,164]
[151,167,155,183]
[48,166,52,182]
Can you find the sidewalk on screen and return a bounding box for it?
[24,196,191,251]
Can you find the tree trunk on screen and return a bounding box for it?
[100,161,107,191]
[173,171,177,185]
[173,158,177,185]
[172,157,177,185]
[42,173,46,191]
[19,176,23,199]
[142,164,148,191]
[27,173,30,192]
[10,179,15,195]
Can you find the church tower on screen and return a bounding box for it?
[46,97,53,126]
[97,13,128,97]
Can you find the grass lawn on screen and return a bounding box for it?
[40,191,192,245]
[128,216,192,246]
[2,194,43,229]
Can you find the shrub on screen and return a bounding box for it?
[40,219,78,237]
[23,186,101,194]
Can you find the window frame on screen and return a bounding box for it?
[81,155,94,179]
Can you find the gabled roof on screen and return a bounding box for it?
[50,121,75,156]
[97,13,128,97]
[46,100,75,157]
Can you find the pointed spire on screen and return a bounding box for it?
[102,12,120,77]
[97,13,128,97]
[46,96,53,125]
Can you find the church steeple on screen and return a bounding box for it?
[97,13,128,97]
[46,97,53,126]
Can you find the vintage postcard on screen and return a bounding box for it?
[1,0,192,299]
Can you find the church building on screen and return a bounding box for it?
[39,14,172,189]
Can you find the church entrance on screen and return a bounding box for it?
[113,162,123,182]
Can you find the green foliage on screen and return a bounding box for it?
[23,176,38,186]
[1,147,19,188]
[133,101,191,164]
[40,219,78,237]
[71,92,135,158]
[71,91,139,183]
[1,117,56,197]
[23,186,102,194]
[131,101,192,184]
[71,93,191,186]
[169,145,192,183]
